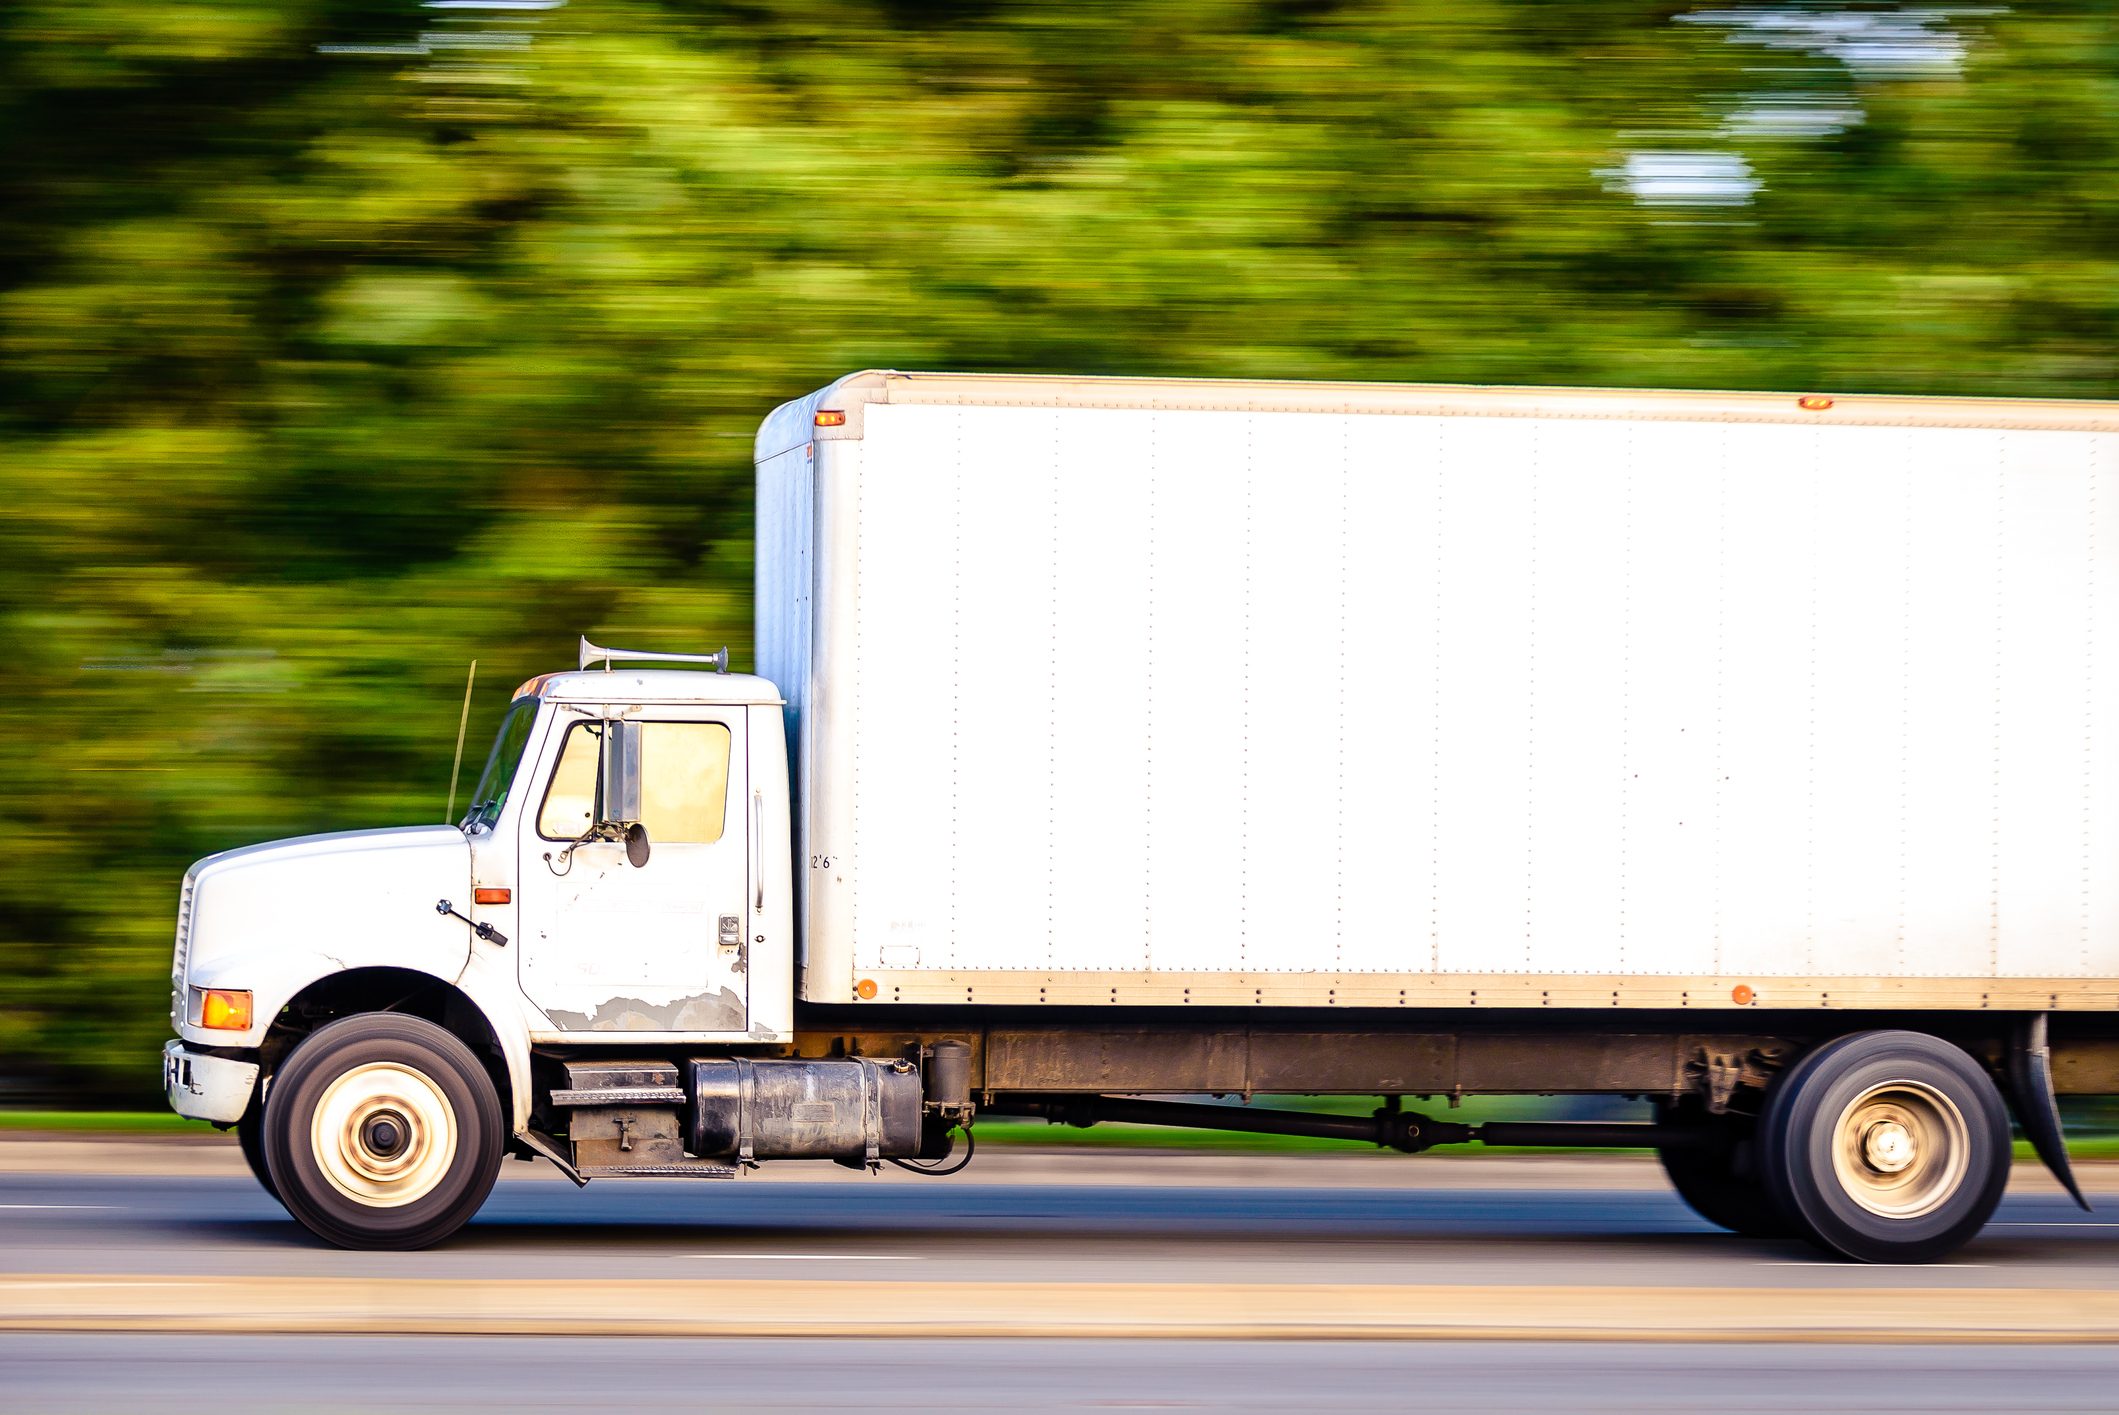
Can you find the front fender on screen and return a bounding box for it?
[178,825,471,1048]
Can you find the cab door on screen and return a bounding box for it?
[516,710,750,1035]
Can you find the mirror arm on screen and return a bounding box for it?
[554,824,601,865]
[550,818,649,869]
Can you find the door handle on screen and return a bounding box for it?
[752,789,765,913]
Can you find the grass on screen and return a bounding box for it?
[2020,1137,2119,1162]
[977,1123,2119,1161]
[0,1110,223,1134]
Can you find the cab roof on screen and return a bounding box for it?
[514,668,784,706]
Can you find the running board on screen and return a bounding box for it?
[549,1086,688,1106]
[577,1162,739,1180]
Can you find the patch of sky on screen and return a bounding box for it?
[1719,92,1865,139]
[1598,150,1763,207]
[1604,6,1994,208]
[1678,6,1991,80]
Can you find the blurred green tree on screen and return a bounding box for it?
[1,0,2113,1100]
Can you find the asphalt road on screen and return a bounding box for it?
[4,1164,2116,1286]
[6,1158,2119,1410]
[7,1333,2119,1413]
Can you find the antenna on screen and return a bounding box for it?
[445,659,477,822]
[578,636,729,674]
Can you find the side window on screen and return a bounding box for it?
[535,719,732,844]
[640,722,731,844]
[537,723,601,840]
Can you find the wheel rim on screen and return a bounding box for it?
[1829,1080,1969,1220]
[310,1062,458,1209]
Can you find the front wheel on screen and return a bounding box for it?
[1756,1030,2010,1264]
[262,1013,505,1251]
[235,1100,281,1206]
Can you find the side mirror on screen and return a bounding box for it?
[599,720,651,867]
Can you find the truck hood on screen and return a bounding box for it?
[178,826,472,1045]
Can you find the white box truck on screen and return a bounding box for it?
[165,371,2119,1262]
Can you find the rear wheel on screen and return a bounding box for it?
[262,1013,504,1251]
[1658,1141,1790,1239]
[1757,1030,2009,1264]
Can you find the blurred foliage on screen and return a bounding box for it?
[1,0,2115,1099]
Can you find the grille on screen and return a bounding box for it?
[169,871,196,1029]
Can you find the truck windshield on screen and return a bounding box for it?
[461,698,538,830]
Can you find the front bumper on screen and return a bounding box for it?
[162,1039,259,1124]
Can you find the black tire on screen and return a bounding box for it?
[1659,1141,1792,1239]
[1757,1029,2010,1264]
[235,1099,282,1206]
[262,1013,505,1251]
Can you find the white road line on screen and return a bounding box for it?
[1756,1262,1991,1268]
[0,1281,201,1289]
[683,1254,922,1261]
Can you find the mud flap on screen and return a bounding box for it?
[2009,1013,2090,1212]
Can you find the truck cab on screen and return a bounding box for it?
[460,662,793,1045]
[160,645,858,1250]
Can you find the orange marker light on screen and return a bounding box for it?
[1731,984,1755,1006]
[197,988,254,1030]
[474,887,511,905]
[856,978,878,1000]
[814,410,847,427]
[1797,396,1834,411]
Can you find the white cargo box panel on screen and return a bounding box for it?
[757,373,2119,1010]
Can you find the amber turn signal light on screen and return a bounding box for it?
[474,887,511,905]
[1731,984,1755,1005]
[856,978,878,1000]
[814,410,847,427]
[196,987,253,1031]
[1796,396,1834,411]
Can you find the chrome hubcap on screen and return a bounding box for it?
[311,1062,458,1208]
[1862,1119,1915,1172]
[1831,1081,1967,1220]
